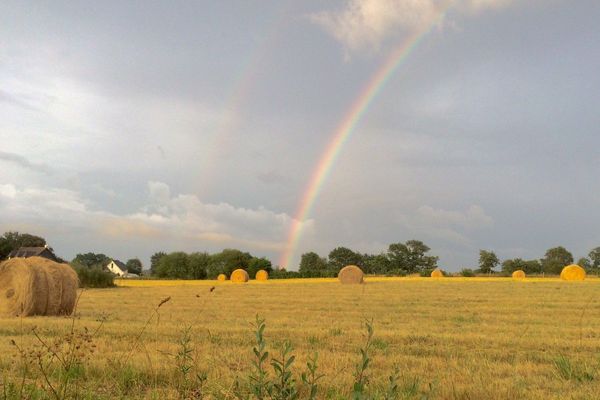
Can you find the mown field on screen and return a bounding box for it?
[1,277,600,399]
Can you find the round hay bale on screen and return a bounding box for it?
[230,269,249,283]
[338,265,364,284]
[255,269,269,281]
[512,270,526,279]
[560,264,586,281]
[430,269,443,278]
[217,273,227,282]
[0,257,78,317]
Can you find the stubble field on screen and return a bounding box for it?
[1,277,600,399]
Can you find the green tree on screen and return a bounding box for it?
[298,252,328,277]
[540,246,573,275]
[71,252,110,269]
[577,257,592,272]
[501,258,542,275]
[125,258,143,274]
[588,247,600,273]
[188,252,210,279]
[387,240,438,274]
[247,257,273,278]
[156,252,189,279]
[478,250,499,274]
[207,249,253,278]
[150,251,167,274]
[0,231,47,259]
[327,247,364,273]
[362,253,390,275]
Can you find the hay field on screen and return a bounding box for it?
[2,277,600,399]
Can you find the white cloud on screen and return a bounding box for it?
[311,0,439,53]
[311,0,517,54]
[0,184,17,199]
[0,181,312,254]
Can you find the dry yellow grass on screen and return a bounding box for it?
[3,277,600,399]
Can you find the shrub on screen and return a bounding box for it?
[72,265,115,288]
[460,268,475,277]
[420,268,434,277]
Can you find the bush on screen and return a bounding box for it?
[460,268,475,277]
[72,265,115,288]
[384,269,407,277]
[269,270,301,279]
[420,268,434,277]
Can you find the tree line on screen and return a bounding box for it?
[475,246,600,276]
[2,231,600,280]
[149,249,272,279]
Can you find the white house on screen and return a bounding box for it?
[105,259,128,276]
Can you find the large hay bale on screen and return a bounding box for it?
[338,265,364,284]
[430,269,443,278]
[217,273,227,282]
[560,264,586,281]
[512,270,526,279]
[230,269,249,283]
[255,269,269,281]
[0,257,78,317]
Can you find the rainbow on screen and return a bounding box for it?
[195,2,293,197]
[279,4,452,269]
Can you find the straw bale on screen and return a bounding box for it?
[430,269,443,278]
[338,265,364,284]
[560,264,586,281]
[512,270,526,279]
[217,274,227,282]
[230,269,249,283]
[255,269,269,281]
[0,257,78,317]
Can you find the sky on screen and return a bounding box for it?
[1,0,599,270]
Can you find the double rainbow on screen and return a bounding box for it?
[279,4,452,269]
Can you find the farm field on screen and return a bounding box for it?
[2,277,600,399]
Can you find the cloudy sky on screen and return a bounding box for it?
[1,0,599,270]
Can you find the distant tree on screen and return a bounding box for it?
[298,252,329,277]
[0,231,47,259]
[387,240,438,274]
[477,250,499,274]
[188,252,210,279]
[327,247,364,273]
[540,246,573,275]
[577,257,592,272]
[156,252,189,279]
[247,257,273,278]
[362,253,390,275]
[588,247,600,272]
[150,251,167,274]
[71,252,110,269]
[460,268,475,277]
[501,258,542,275]
[125,258,143,275]
[207,249,253,278]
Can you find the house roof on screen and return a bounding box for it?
[8,246,57,261]
[108,259,127,272]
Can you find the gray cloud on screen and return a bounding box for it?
[1,1,598,270]
[0,151,52,174]
[0,90,39,111]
